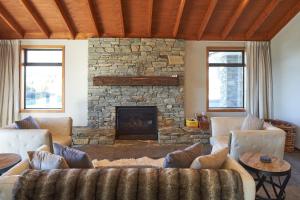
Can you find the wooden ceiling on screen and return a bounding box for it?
[0,0,299,40]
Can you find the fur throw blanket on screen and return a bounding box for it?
[13,168,244,200]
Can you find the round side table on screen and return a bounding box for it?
[0,153,22,175]
[239,152,291,200]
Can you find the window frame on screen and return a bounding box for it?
[206,47,246,112]
[20,45,65,113]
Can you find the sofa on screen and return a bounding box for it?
[0,155,255,200]
[1,117,73,147]
[210,117,286,160]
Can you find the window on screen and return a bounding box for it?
[20,46,65,112]
[207,47,245,112]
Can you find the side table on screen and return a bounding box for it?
[0,153,22,175]
[239,152,291,200]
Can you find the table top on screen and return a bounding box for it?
[0,153,22,171]
[239,152,291,174]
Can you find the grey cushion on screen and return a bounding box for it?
[241,114,264,130]
[190,147,229,169]
[163,143,203,168]
[28,151,69,170]
[15,116,40,129]
[53,143,93,168]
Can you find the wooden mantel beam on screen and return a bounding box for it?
[246,0,279,39]
[0,2,24,37]
[267,1,300,39]
[173,0,186,38]
[20,0,50,38]
[118,0,125,37]
[147,0,153,37]
[87,0,101,37]
[54,0,76,39]
[222,0,250,39]
[197,0,218,39]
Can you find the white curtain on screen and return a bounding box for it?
[246,41,273,119]
[0,40,20,127]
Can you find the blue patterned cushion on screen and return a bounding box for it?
[53,143,93,168]
[15,116,40,129]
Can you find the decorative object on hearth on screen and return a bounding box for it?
[185,119,198,128]
[196,112,210,130]
[264,119,296,153]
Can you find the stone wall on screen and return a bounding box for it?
[73,38,186,144]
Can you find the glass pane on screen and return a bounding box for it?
[209,51,243,64]
[27,50,62,63]
[25,66,62,109]
[209,67,244,108]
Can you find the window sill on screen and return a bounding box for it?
[20,109,65,113]
[207,108,246,112]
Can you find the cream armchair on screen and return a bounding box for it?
[210,117,286,160]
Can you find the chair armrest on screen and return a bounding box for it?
[222,156,255,200]
[230,129,286,160]
[0,175,20,200]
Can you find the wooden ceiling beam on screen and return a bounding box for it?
[53,0,76,39]
[246,0,279,39]
[147,0,153,37]
[267,1,300,39]
[222,0,250,39]
[119,0,125,37]
[0,2,24,37]
[173,0,186,38]
[19,0,50,38]
[87,0,101,37]
[197,0,218,39]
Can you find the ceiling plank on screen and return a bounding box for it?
[197,0,218,39]
[19,0,50,38]
[87,0,101,37]
[246,0,279,39]
[119,0,125,37]
[147,0,153,37]
[267,1,300,39]
[173,0,186,38]
[222,0,250,39]
[0,2,24,37]
[53,0,76,39]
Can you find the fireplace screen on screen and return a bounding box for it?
[116,106,158,140]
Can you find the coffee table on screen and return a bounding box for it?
[0,153,22,175]
[239,152,291,200]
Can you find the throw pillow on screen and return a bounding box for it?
[53,143,93,168]
[163,142,203,168]
[15,116,40,129]
[190,147,228,169]
[241,114,264,130]
[28,151,69,170]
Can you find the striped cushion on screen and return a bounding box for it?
[15,116,40,129]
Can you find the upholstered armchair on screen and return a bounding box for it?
[210,117,286,160]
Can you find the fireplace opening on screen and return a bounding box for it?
[116,106,158,140]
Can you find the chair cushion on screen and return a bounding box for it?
[52,135,72,146]
[15,116,40,129]
[190,147,229,169]
[241,114,264,130]
[27,151,69,170]
[53,143,93,168]
[163,143,203,168]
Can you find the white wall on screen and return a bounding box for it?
[184,40,246,118]
[271,13,300,148]
[20,40,88,126]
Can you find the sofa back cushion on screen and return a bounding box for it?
[15,116,40,129]
[12,168,244,200]
[35,117,72,136]
[211,117,245,137]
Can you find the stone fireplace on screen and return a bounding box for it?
[116,106,157,140]
[72,38,210,145]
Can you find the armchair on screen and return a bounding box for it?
[210,117,286,160]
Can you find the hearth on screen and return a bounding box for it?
[116,106,158,140]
